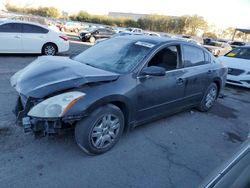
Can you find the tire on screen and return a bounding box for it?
[42,43,57,56]
[89,36,96,43]
[197,83,218,112]
[75,104,124,155]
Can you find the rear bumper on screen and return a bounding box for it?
[57,41,70,53]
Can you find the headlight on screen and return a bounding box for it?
[28,91,85,118]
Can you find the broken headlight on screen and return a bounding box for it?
[28,92,85,118]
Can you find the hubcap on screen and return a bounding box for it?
[205,87,217,108]
[91,114,120,149]
[44,45,56,55]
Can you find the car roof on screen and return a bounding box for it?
[237,45,250,49]
[116,35,200,47]
[0,19,48,29]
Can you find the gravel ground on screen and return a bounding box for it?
[0,41,249,188]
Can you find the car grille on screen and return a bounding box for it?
[227,68,245,76]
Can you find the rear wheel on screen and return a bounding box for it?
[197,83,218,112]
[75,104,124,155]
[42,43,57,56]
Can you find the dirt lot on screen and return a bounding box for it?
[0,41,249,188]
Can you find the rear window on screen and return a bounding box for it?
[22,24,48,34]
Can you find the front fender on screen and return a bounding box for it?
[63,94,135,123]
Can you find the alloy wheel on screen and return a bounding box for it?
[44,45,56,56]
[91,114,120,149]
[205,87,217,108]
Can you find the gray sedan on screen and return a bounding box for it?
[11,36,228,155]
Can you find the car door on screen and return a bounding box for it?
[181,44,214,104]
[20,23,49,53]
[136,44,187,122]
[0,23,22,53]
[97,29,108,38]
[105,29,114,37]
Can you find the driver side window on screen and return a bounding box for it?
[148,45,181,71]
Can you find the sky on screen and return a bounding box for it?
[1,0,250,28]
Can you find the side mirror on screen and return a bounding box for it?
[141,66,166,77]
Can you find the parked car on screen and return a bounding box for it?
[182,35,204,45]
[229,41,246,48]
[11,36,227,155]
[59,21,84,33]
[0,20,69,55]
[78,27,115,43]
[95,31,144,43]
[203,41,232,56]
[218,46,250,88]
[112,27,127,33]
[199,135,250,188]
[144,31,161,37]
[125,27,143,33]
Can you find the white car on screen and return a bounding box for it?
[125,27,143,33]
[218,46,250,88]
[0,20,69,56]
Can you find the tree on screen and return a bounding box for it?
[183,15,208,35]
[5,3,60,19]
[203,32,217,39]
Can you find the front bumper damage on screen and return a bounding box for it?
[14,95,82,136]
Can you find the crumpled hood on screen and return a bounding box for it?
[218,56,250,71]
[10,56,119,98]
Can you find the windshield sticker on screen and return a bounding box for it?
[135,41,155,48]
[227,52,236,57]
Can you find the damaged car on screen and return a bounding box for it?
[11,36,227,155]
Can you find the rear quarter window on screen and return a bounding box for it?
[204,51,211,63]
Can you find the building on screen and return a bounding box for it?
[108,12,148,21]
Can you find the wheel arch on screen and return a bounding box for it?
[213,78,222,95]
[84,95,134,133]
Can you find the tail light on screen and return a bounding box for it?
[59,36,69,41]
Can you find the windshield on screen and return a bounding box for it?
[225,47,250,60]
[73,37,153,73]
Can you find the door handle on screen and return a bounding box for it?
[14,36,21,39]
[207,70,215,74]
[176,78,184,85]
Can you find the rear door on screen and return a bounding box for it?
[0,23,22,53]
[181,44,214,103]
[20,23,49,53]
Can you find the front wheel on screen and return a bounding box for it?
[197,83,218,112]
[89,36,96,43]
[75,104,124,155]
